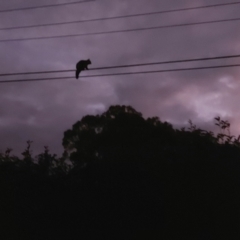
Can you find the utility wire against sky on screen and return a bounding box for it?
[1,53,240,77]
[1,64,240,84]
[1,1,240,31]
[0,17,239,43]
[0,0,94,13]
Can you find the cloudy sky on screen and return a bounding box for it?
[0,0,240,156]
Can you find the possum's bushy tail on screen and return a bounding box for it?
[75,69,81,79]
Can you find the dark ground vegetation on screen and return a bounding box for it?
[1,105,240,239]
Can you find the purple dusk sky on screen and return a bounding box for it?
[0,0,240,156]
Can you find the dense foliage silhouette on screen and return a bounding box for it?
[1,105,240,239]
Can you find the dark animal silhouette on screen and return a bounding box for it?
[75,59,91,79]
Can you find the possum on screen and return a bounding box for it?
[75,59,91,79]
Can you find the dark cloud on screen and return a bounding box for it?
[0,0,240,155]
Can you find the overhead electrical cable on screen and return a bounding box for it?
[1,53,240,77]
[1,64,240,84]
[0,17,239,43]
[1,1,240,31]
[0,0,94,13]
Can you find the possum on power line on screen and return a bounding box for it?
[75,59,92,79]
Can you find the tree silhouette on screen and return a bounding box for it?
[0,105,240,239]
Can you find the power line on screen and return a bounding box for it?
[1,53,240,77]
[1,1,240,31]
[1,63,240,84]
[0,0,94,13]
[1,17,239,43]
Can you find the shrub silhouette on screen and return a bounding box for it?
[0,105,240,240]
